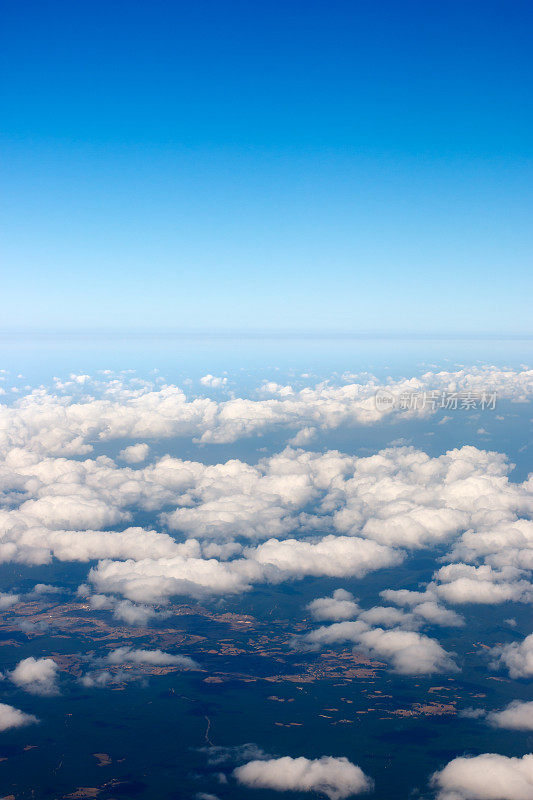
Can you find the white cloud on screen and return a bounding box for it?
[30,583,62,595]
[357,627,456,675]
[118,443,150,463]
[87,534,402,604]
[234,755,373,799]
[289,427,317,446]
[301,619,456,675]
[112,599,159,626]
[433,565,533,606]
[9,657,59,695]
[491,634,533,678]
[200,375,227,388]
[80,670,128,688]
[0,592,19,609]
[1,366,530,456]
[249,535,403,581]
[103,647,198,669]
[487,701,533,730]
[357,606,417,629]
[0,702,38,731]
[307,590,360,621]
[459,708,486,719]
[0,370,531,619]
[430,753,533,800]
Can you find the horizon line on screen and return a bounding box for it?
[1,329,532,342]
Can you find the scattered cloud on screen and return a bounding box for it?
[200,375,227,388]
[118,443,150,463]
[491,634,533,678]
[0,702,38,731]
[0,592,19,610]
[103,647,198,669]
[301,618,456,675]
[8,657,59,696]
[430,752,533,800]
[487,700,533,730]
[234,755,373,799]
[307,590,360,622]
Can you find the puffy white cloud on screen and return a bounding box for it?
[234,755,373,799]
[88,553,257,603]
[0,591,19,609]
[0,702,38,731]
[200,375,227,388]
[0,370,531,617]
[307,590,360,622]
[379,590,465,627]
[289,427,317,447]
[448,519,533,574]
[357,606,417,629]
[430,753,533,800]
[103,647,198,669]
[357,627,456,675]
[410,601,465,627]
[487,701,533,730]
[87,593,161,626]
[491,634,533,678]
[434,565,533,605]
[301,619,456,675]
[8,657,59,695]
[118,443,150,463]
[249,535,403,581]
[29,583,62,595]
[1,366,530,456]
[87,533,401,604]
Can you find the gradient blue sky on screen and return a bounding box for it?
[2,0,532,334]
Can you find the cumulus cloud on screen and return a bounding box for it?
[250,535,403,581]
[234,755,373,799]
[430,752,533,800]
[1,366,530,456]
[0,370,531,616]
[380,588,465,625]
[0,702,38,731]
[9,657,59,695]
[491,634,533,678]
[103,647,198,669]
[433,565,533,606]
[289,427,317,446]
[301,618,456,675]
[87,533,402,604]
[0,591,19,609]
[307,590,360,621]
[118,443,150,463]
[487,701,533,730]
[200,375,227,388]
[29,583,62,596]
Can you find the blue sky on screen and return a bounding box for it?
[2,0,532,334]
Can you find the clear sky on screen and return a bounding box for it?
[2,0,532,334]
